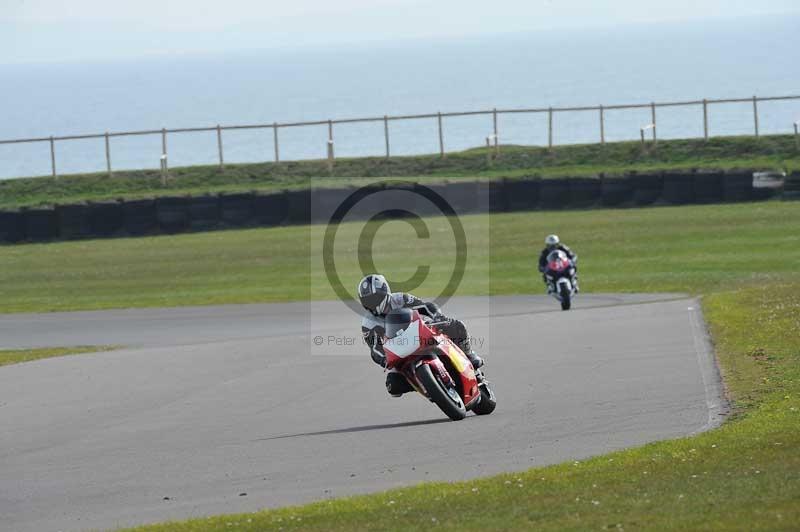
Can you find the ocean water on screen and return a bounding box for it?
[1,14,798,179]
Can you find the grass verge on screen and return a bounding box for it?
[121,282,800,531]
[0,201,797,313]
[1,135,798,208]
[0,345,116,367]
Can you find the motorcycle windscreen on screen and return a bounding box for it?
[383,308,423,358]
[547,250,569,272]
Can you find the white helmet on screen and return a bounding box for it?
[545,234,560,248]
[357,274,391,315]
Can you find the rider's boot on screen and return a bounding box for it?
[385,370,413,397]
[574,276,580,293]
[460,337,485,371]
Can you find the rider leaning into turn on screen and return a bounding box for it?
[358,274,484,397]
[538,234,579,291]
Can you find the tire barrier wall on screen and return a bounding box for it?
[783,171,800,201]
[0,171,779,243]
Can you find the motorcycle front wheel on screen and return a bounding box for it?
[416,363,467,421]
[472,382,497,415]
[560,284,572,311]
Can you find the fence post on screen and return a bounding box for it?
[703,99,709,141]
[104,132,112,177]
[794,122,799,151]
[752,95,759,138]
[49,136,57,179]
[384,115,390,159]
[547,107,553,150]
[599,105,605,145]
[492,108,499,157]
[327,119,335,173]
[216,125,224,169]
[485,137,492,166]
[437,112,444,158]
[273,123,280,163]
[651,102,657,143]
[161,128,168,162]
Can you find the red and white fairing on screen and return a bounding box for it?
[383,310,481,408]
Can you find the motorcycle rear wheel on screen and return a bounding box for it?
[416,363,467,421]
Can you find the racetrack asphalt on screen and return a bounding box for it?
[0,294,726,531]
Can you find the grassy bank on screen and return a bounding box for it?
[122,286,800,531]
[0,346,115,367]
[1,135,798,208]
[0,201,797,314]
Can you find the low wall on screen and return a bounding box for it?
[0,169,783,243]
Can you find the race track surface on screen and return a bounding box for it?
[0,295,726,531]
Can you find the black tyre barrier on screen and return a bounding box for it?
[569,178,602,207]
[285,189,311,225]
[89,201,124,237]
[443,181,480,215]
[220,193,254,227]
[416,183,450,217]
[630,173,663,206]
[600,177,633,206]
[310,187,357,224]
[539,179,570,209]
[24,207,59,241]
[123,199,158,236]
[504,179,540,211]
[692,170,724,204]
[0,210,25,243]
[722,171,753,202]
[253,191,288,226]
[157,196,191,234]
[476,181,492,213]
[783,172,800,201]
[188,195,221,231]
[488,180,510,213]
[57,203,92,240]
[662,171,695,205]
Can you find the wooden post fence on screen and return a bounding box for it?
[327,119,334,172]
[273,123,280,163]
[49,136,57,178]
[384,115,390,159]
[492,108,499,156]
[216,125,224,169]
[104,132,112,177]
[437,112,444,158]
[650,102,657,143]
[2,93,800,180]
[753,95,760,138]
[599,105,605,144]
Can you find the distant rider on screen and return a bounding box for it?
[358,274,484,397]
[538,234,579,291]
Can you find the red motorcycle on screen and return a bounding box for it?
[382,307,497,421]
[544,249,578,311]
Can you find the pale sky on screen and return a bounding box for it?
[3,0,799,63]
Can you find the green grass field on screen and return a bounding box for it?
[1,201,798,530]
[0,201,797,313]
[1,134,797,208]
[0,346,115,367]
